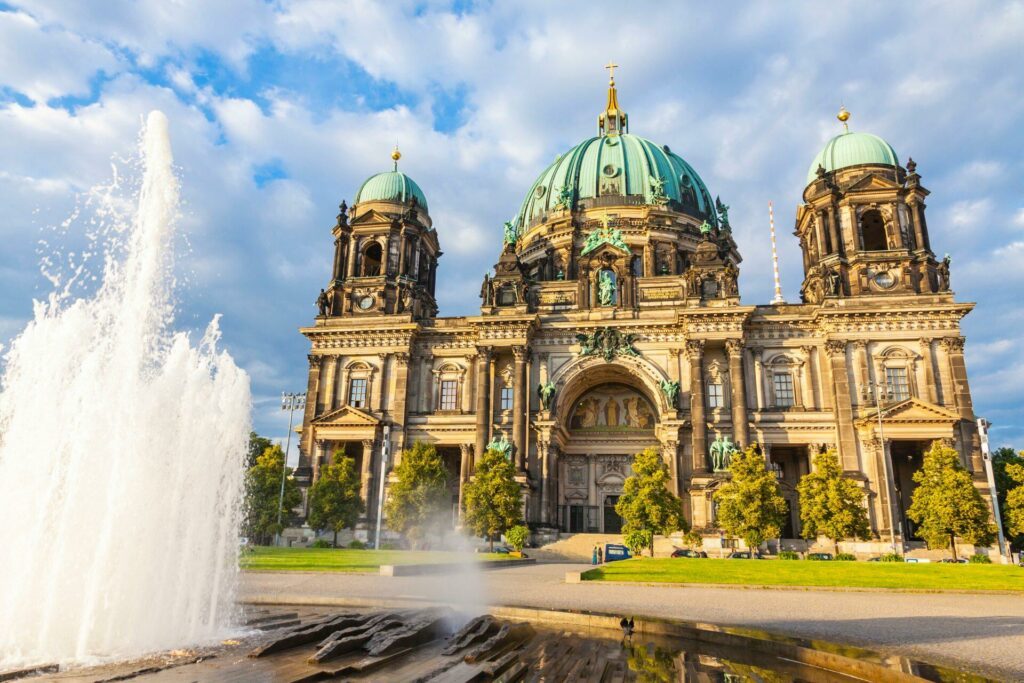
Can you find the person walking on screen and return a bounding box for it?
[592,545,598,565]
[598,546,604,564]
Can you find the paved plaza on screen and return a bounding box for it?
[242,561,1024,680]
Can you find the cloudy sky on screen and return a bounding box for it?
[1,1,1022,454]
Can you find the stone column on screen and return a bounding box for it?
[825,340,860,471]
[816,346,833,410]
[538,440,551,524]
[942,337,983,473]
[346,237,358,278]
[799,346,815,409]
[869,436,897,538]
[917,338,937,403]
[725,340,749,447]
[374,354,388,412]
[391,353,410,452]
[300,354,322,459]
[662,439,680,497]
[687,340,708,473]
[361,438,375,518]
[458,443,473,518]
[512,346,527,472]
[321,355,338,412]
[474,347,492,465]
[853,340,869,405]
[462,355,476,413]
[397,228,408,276]
[750,346,765,411]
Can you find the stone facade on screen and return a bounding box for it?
[297,85,986,549]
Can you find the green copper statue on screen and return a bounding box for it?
[598,270,616,306]
[659,379,680,407]
[486,434,513,460]
[699,219,713,236]
[554,184,574,210]
[709,435,738,472]
[503,220,519,247]
[648,175,667,204]
[538,380,556,410]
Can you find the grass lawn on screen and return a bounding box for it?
[583,558,1024,592]
[240,547,507,573]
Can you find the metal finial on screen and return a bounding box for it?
[391,143,401,171]
[837,105,850,133]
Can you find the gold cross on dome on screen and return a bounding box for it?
[605,61,619,82]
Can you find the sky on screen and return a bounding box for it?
[1,1,1022,457]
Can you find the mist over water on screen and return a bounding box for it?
[0,111,251,668]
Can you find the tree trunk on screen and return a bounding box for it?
[489,534,494,552]
[333,529,338,548]
[834,539,839,557]
[950,532,958,561]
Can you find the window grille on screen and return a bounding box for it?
[500,386,514,410]
[773,373,795,407]
[439,379,458,411]
[886,366,910,401]
[707,382,724,409]
[348,378,367,408]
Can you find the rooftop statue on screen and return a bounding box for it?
[503,220,519,247]
[715,196,730,229]
[699,220,713,236]
[554,184,574,210]
[648,175,667,204]
[581,214,629,255]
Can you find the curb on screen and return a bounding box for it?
[380,558,536,576]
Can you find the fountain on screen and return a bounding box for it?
[0,111,251,669]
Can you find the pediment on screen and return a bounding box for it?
[312,405,381,426]
[846,172,900,192]
[856,397,961,426]
[349,209,394,227]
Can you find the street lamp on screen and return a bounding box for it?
[276,391,306,547]
[863,380,902,556]
[978,418,1010,564]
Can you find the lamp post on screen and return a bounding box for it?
[374,424,391,550]
[978,418,1009,564]
[864,380,901,555]
[276,392,306,547]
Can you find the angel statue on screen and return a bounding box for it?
[659,379,680,407]
[538,381,557,411]
[503,220,519,247]
[715,196,731,228]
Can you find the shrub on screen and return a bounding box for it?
[835,553,856,561]
[624,529,653,556]
[348,539,366,550]
[310,539,332,548]
[879,553,904,562]
[969,554,992,564]
[505,524,529,552]
[779,550,800,560]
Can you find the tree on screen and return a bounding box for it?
[307,451,365,547]
[244,445,302,545]
[714,445,787,552]
[797,449,871,555]
[907,440,996,560]
[992,447,1024,550]
[1001,451,1024,540]
[463,448,523,551]
[505,524,529,553]
[384,441,450,548]
[246,431,274,468]
[615,447,687,556]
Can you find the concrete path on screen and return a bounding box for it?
[241,562,1024,680]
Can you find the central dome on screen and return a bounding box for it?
[515,133,716,231]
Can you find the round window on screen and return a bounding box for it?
[602,164,619,178]
[534,185,546,198]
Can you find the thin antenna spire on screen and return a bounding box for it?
[768,201,786,305]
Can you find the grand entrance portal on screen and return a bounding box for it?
[555,381,658,534]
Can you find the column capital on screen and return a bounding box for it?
[308,353,321,369]
[512,345,528,361]
[918,337,933,349]
[824,339,847,356]
[475,345,493,361]
[394,351,409,367]
[725,339,744,358]
[459,443,473,457]
[685,339,705,358]
[940,336,965,353]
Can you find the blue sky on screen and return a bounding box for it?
[1,1,1023,457]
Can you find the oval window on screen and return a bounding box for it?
[534,185,546,198]
[603,164,619,178]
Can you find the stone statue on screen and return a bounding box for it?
[479,274,491,304]
[503,220,518,247]
[598,270,616,306]
[722,262,739,296]
[659,379,680,407]
[937,254,951,292]
[486,434,513,460]
[316,288,330,316]
[826,267,842,296]
[709,435,738,472]
[336,201,348,227]
[715,196,730,228]
[538,381,556,410]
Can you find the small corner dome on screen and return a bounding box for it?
[806,130,899,185]
[354,170,428,212]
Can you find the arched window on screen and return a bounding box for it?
[860,210,887,251]
[361,242,383,276]
[433,362,467,413]
[343,361,377,409]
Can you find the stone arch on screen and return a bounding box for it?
[549,353,672,420]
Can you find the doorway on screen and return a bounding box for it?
[890,440,927,540]
[603,495,623,534]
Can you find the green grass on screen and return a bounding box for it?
[240,547,507,573]
[583,558,1024,592]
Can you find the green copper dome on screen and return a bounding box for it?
[515,133,715,230]
[354,170,428,211]
[806,130,898,184]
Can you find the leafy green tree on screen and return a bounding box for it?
[624,529,653,557]
[797,448,871,555]
[244,445,302,545]
[714,445,787,552]
[384,441,450,548]
[307,451,365,547]
[1002,452,1024,540]
[992,447,1024,550]
[463,448,522,551]
[505,524,529,553]
[615,447,687,556]
[246,431,274,468]
[907,440,996,560]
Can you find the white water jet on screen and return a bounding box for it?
[0,111,251,668]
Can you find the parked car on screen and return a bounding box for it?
[671,548,708,558]
[806,552,834,561]
[939,558,968,564]
[727,550,760,559]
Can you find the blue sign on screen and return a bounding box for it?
[604,544,632,562]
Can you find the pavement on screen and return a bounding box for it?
[241,561,1024,680]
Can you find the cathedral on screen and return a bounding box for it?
[297,70,984,552]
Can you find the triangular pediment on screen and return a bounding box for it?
[349,209,394,226]
[312,405,380,426]
[846,172,900,192]
[856,397,961,426]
